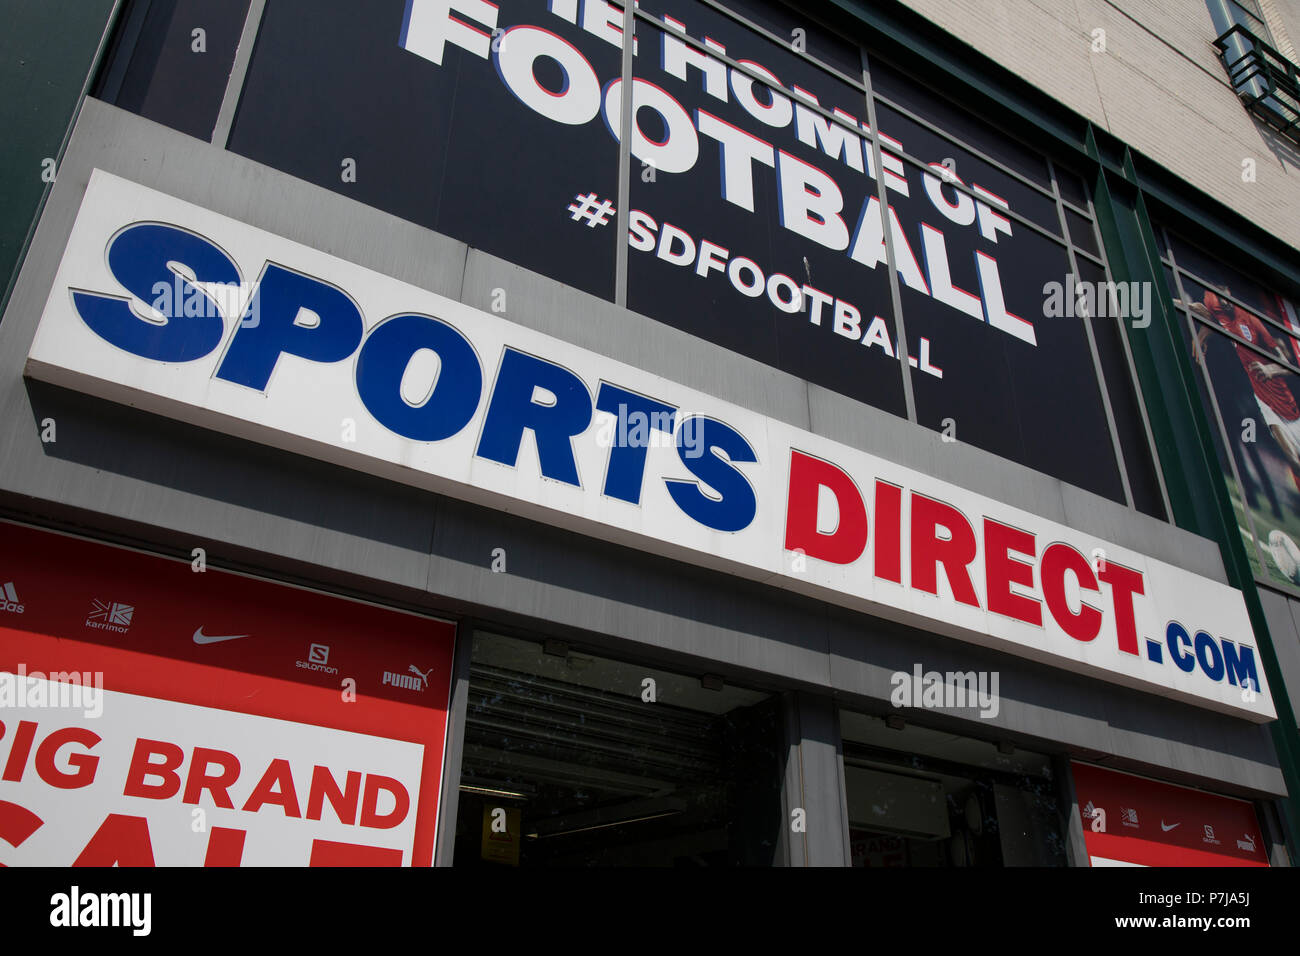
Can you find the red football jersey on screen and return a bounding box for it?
[1204,291,1299,422]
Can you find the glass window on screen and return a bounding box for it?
[872,96,1062,237]
[228,0,622,301]
[712,0,865,84]
[93,0,252,142]
[886,153,1126,502]
[1156,225,1172,261]
[1075,258,1166,518]
[1054,164,1090,210]
[867,57,1054,193]
[453,632,783,866]
[626,5,908,417]
[1065,207,1100,257]
[1170,298,1276,582]
[840,710,1068,867]
[1163,229,1300,591]
[1208,0,1274,43]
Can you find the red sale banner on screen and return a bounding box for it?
[1073,761,1269,867]
[0,520,455,866]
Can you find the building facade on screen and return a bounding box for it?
[1,0,1299,866]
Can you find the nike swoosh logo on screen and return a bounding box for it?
[193,627,250,645]
[1161,821,1180,831]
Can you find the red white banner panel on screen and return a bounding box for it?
[1073,761,1269,867]
[0,521,455,866]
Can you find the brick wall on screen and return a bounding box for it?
[898,0,1300,255]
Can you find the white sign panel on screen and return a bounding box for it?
[0,675,425,865]
[23,171,1276,720]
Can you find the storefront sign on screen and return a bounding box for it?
[0,520,455,865]
[24,170,1275,720]
[1073,762,1270,867]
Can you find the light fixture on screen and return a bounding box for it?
[885,715,905,730]
[700,673,724,691]
[459,784,529,800]
[530,810,682,840]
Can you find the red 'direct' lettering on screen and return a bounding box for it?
[784,451,868,564]
[910,494,980,607]
[1099,563,1145,656]
[984,518,1041,626]
[1041,543,1102,643]
[874,481,903,583]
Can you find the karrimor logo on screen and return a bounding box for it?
[84,599,133,633]
[1,582,24,614]
[295,643,338,675]
[382,664,432,692]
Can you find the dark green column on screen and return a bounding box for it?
[0,0,119,314]
[1090,130,1300,853]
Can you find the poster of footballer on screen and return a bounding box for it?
[1173,252,1300,593]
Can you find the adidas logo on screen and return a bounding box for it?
[1,582,24,614]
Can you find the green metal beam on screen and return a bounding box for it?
[0,0,120,318]
[1090,135,1300,856]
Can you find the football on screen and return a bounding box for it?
[1268,530,1300,585]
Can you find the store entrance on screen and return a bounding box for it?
[841,711,1068,867]
[451,632,784,866]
